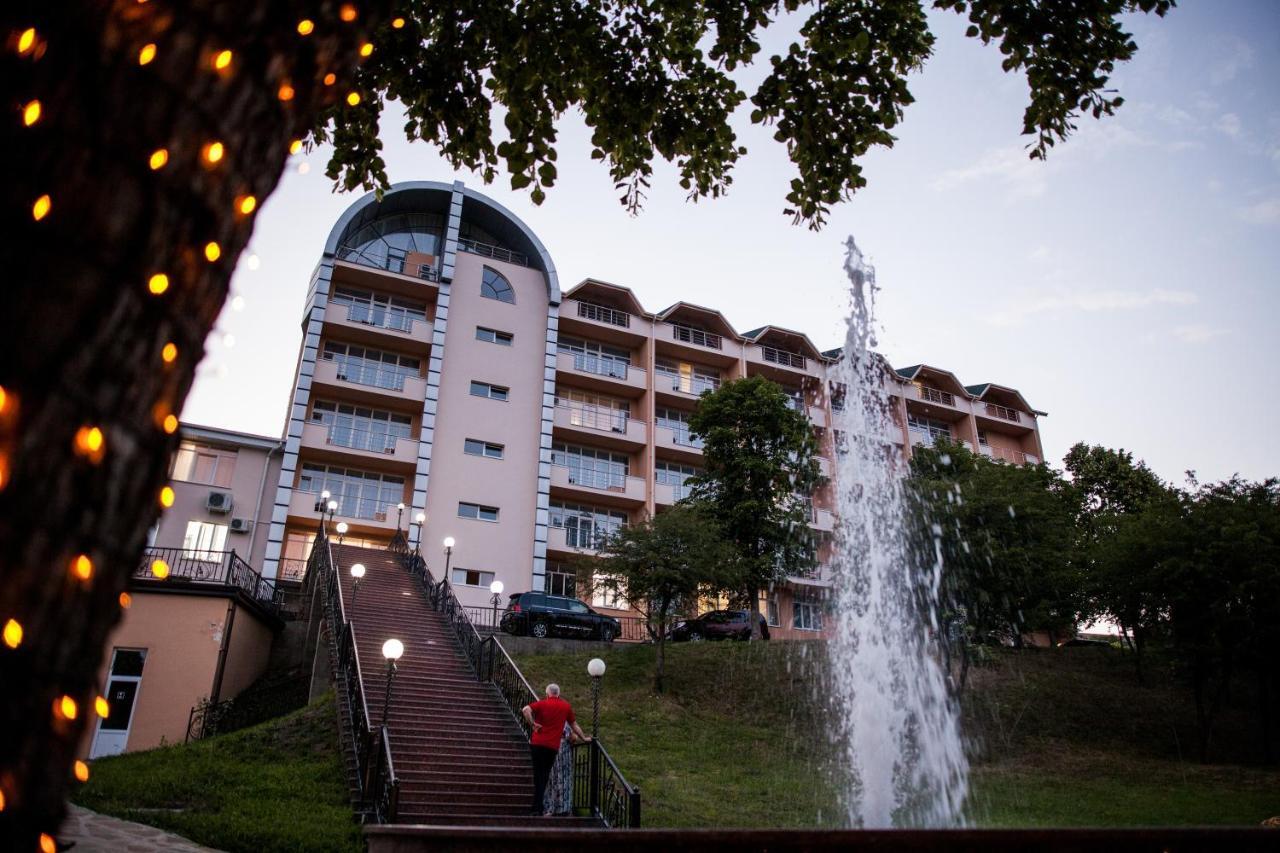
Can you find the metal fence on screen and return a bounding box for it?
[136,548,280,613]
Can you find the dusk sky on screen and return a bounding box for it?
[181,0,1279,485]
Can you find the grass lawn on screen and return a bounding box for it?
[512,641,1280,829]
[72,694,361,853]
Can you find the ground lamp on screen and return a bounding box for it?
[350,563,366,613]
[587,657,606,739]
[336,521,348,544]
[443,537,455,582]
[489,580,504,633]
[381,638,404,727]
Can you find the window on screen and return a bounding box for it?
[766,595,780,628]
[554,388,630,432]
[171,442,235,487]
[183,521,228,559]
[591,574,627,610]
[551,443,629,490]
[907,413,952,442]
[452,568,495,588]
[656,461,700,501]
[656,407,703,448]
[322,341,420,390]
[481,267,515,303]
[655,359,720,395]
[464,438,505,459]
[476,326,513,346]
[558,336,631,378]
[549,502,626,548]
[546,563,576,597]
[311,400,412,453]
[458,502,500,522]
[470,381,509,401]
[793,600,823,631]
[330,286,427,332]
[297,464,404,521]
[977,430,989,446]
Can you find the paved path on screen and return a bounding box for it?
[58,805,222,852]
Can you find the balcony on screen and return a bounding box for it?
[810,508,835,533]
[981,403,1023,424]
[335,245,441,284]
[816,456,833,479]
[654,425,704,461]
[300,422,417,467]
[553,404,647,448]
[312,358,426,405]
[560,298,647,345]
[286,489,400,532]
[654,482,695,507]
[746,344,817,378]
[807,405,830,429]
[916,385,957,407]
[546,525,615,556]
[555,351,647,396]
[135,548,280,614]
[656,372,722,401]
[550,465,646,505]
[980,445,1040,465]
[325,301,430,351]
[668,322,722,351]
[457,237,531,268]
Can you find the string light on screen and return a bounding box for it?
[231,295,246,311]
[138,43,156,65]
[278,82,295,101]
[163,413,179,434]
[298,162,310,175]
[340,4,358,22]
[202,141,224,165]
[95,695,110,717]
[297,19,315,35]
[0,454,8,491]
[74,761,90,783]
[213,49,232,71]
[2,618,21,649]
[73,426,105,461]
[162,342,178,363]
[392,17,406,28]
[147,273,169,295]
[159,486,175,508]
[0,788,5,811]
[151,558,170,579]
[236,195,257,215]
[222,333,236,349]
[18,28,37,54]
[0,384,8,414]
[360,43,374,57]
[72,554,93,581]
[149,148,169,169]
[204,241,221,262]
[40,834,55,853]
[56,695,78,720]
[22,100,41,126]
[289,139,303,155]
[119,592,132,609]
[346,92,361,106]
[32,194,51,221]
[323,73,336,86]
[246,254,261,270]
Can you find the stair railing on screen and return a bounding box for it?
[385,532,641,827]
[314,530,400,823]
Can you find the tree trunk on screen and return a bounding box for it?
[655,634,666,694]
[0,3,386,844]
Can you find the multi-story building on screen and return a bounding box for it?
[84,180,1046,755]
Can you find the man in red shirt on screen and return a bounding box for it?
[521,683,589,815]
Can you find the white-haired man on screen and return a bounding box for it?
[521,683,589,816]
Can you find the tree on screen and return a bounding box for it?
[1,2,1173,840]
[591,504,734,692]
[687,376,823,639]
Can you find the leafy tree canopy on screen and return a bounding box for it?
[317,0,1175,226]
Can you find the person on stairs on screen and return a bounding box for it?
[522,683,589,816]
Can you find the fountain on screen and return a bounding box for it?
[826,238,969,827]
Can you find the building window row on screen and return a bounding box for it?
[171,442,236,487]
[463,438,505,459]
[311,400,412,453]
[476,326,514,346]
[555,388,631,432]
[458,502,500,522]
[330,285,427,332]
[558,336,631,379]
[549,501,626,549]
[907,413,952,442]
[656,359,720,396]
[551,442,629,489]
[655,407,703,448]
[656,461,700,501]
[470,380,510,401]
[298,464,404,521]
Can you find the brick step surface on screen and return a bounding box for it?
[392,815,602,828]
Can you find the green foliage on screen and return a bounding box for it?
[687,376,823,609]
[312,0,1174,227]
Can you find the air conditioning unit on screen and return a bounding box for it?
[229,517,252,534]
[206,491,233,513]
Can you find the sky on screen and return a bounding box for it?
[182,0,1280,485]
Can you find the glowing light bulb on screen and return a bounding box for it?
[222,333,236,349]
[18,28,37,53]
[23,100,41,126]
[298,162,310,174]
[162,342,178,363]
[160,486,175,508]
[278,82,295,101]
[148,273,169,295]
[236,195,257,215]
[0,385,8,414]
[149,148,169,169]
[40,834,55,853]
[392,17,406,28]
[213,49,232,70]
[247,254,261,270]
[163,413,179,434]
[346,92,361,106]
[323,73,336,86]
[74,760,90,782]
[2,618,22,649]
[32,194,51,221]
[340,4,358,22]
[360,42,373,57]
[203,141,224,164]
[72,554,93,581]
[151,558,170,578]
[74,426,105,457]
[297,19,315,35]
[231,295,245,311]
[119,592,132,609]
[58,695,78,720]
[138,43,156,65]
[95,695,110,717]
[289,139,303,155]
[204,241,221,262]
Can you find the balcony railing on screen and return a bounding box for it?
[302,492,393,522]
[559,524,622,550]
[669,323,722,350]
[984,403,1022,423]
[659,372,720,396]
[328,358,411,392]
[325,426,405,455]
[784,397,805,413]
[136,548,281,613]
[664,424,705,450]
[457,237,530,267]
[982,445,1039,465]
[556,401,632,434]
[566,351,630,380]
[659,480,695,502]
[761,346,806,369]
[335,244,438,281]
[557,464,627,491]
[577,301,630,328]
[919,386,955,406]
[344,303,419,334]
[279,557,309,582]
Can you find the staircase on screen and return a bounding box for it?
[326,542,598,826]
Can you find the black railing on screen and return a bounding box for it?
[385,532,641,826]
[314,532,399,822]
[136,548,281,613]
[185,697,232,742]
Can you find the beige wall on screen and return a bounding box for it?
[219,606,274,699]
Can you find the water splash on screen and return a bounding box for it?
[827,238,968,827]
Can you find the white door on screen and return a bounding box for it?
[90,648,147,759]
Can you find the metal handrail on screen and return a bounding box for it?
[985,402,1022,422]
[919,385,956,406]
[566,350,632,380]
[760,345,806,369]
[136,547,280,612]
[458,237,530,267]
[668,322,722,350]
[325,426,405,454]
[576,301,630,328]
[344,303,419,333]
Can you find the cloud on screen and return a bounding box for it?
[1027,245,1053,263]
[1236,198,1280,225]
[986,288,1198,328]
[931,144,1052,200]
[1208,37,1255,86]
[1171,325,1229,345]
[1214,113,1242,138]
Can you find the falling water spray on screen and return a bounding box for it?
[827,238,968,827]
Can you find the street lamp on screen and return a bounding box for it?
[411,512,426,556]
[587,657,606,739]
[318,489,331,514]
[442,537,455,585]
[350,563,365,613]
[326,499,338,529]
[396,502,405,532]
[489,579,504,633]
[336,521,348,544]
[380,638,404,727]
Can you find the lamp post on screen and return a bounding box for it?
[442,537,455,585]
[411,512,426,556]
[380,638,404,727]
[336,521,348,544]
[318,489,331,515]
[489,579,504,634]
[396,502,405,533]
[326,499,338,530]
[350,563,365,614]
[587,657,606,739]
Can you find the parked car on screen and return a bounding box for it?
[669,610,770,642]
[500,591,622,642]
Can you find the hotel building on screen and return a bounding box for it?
[85,180,1046,754]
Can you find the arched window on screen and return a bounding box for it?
[481,268,515,304]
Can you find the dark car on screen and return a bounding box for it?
[500,591,622,642]
[669,609,770,642]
